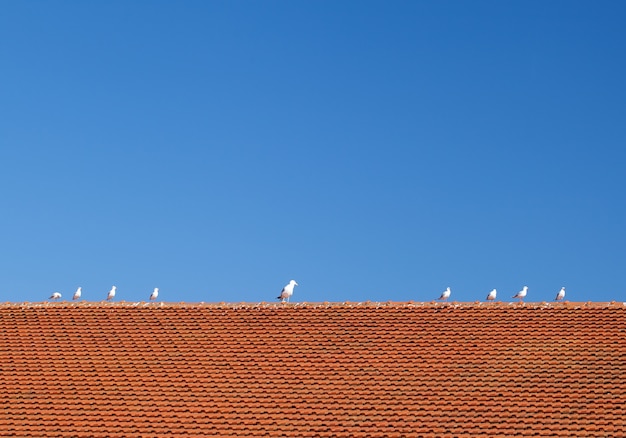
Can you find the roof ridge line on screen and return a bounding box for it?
[1,300,625,309]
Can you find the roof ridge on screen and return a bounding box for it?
[1,300,625,309]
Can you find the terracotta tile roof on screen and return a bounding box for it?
[0,301,625,437]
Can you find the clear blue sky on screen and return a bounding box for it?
[1,1,625,303]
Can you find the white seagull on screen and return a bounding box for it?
[487,289,497,301]
[107,286,117,301]
[73,287,82,300]
[555,287,565,301]
[49,292,62,300]
[513,286,528,302]
[150,288,159,301]
[438,287,451,301]
[277,280,298,303]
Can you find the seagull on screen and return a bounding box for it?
[107,286,117,301]
[487,289,497,301]
[277,280,298,302]
[555,287,565,301]
[73,287,82,300]
[49,292,62,300]
[513,286,528,302]
[438,287,451,301]
[150,288,159,301]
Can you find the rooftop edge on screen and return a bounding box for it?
[1,300,625,309]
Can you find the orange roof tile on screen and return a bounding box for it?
[0,301,625,437]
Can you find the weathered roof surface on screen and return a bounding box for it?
[1,301,625,437]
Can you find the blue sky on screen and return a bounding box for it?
[1,1,625,304]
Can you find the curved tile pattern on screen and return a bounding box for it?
[0,302,624,437]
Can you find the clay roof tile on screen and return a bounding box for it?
[0,302,624,436]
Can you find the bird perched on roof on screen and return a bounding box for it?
[107,286,116,301]
[277,280,298,303]
[73,287,82,300]
[513,286,528,302]
[555,287,565,301]
[438,287,451,301]
[150,288,159,301]
[487,289,497,301]
[49,292,62,300]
